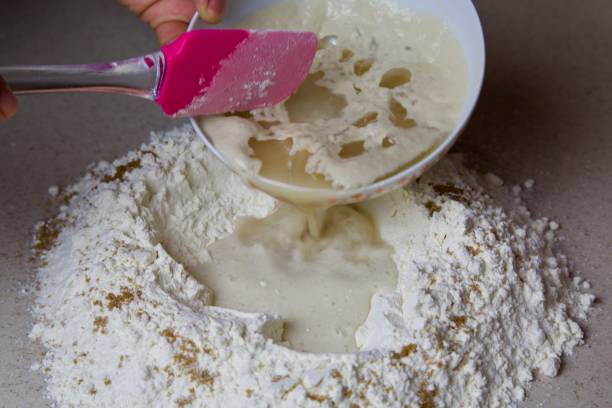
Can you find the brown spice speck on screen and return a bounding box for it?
[417,383,438,408]
[306,393,328,402]
[106,287,135,310]
[177,397,193,408]
[173,353,197,367]
[435,334,444,351]
[425,201,442,217]
[449,315,467,329]
[104,377,112,386]
[34,219,63,252]
[331,369,342,379]
[141,150,158,159]
[433,183,467,203]
[62,192,78,205]
[101,159,141,183]
[188,369,214,388]
[93,316,108,334]
[89,387,97,396]
[161,328,177,344]
[514,252,523,264]
[469,283,482,294]
[433,183,463,195]
[245,389,254,398]
[281,381,301,398]
[391,344,417,360]
[179,338,198,354]
[466,246,481,256]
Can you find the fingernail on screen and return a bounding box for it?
[197,0,224,24]
[0,89,18,120]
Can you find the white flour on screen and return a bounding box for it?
[30,126,593,407]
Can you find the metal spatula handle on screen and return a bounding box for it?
[0,52,165,99]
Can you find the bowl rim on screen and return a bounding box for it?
[187,0,486,206]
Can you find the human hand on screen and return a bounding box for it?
[0,1,226,121]
[119,0,226,45]
[0,76,17,121]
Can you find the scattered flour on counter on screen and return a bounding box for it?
[30,126,593,407]
[47,185,60,198]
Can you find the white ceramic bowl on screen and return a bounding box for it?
[188,0,485,206]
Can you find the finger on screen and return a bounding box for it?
[155,20,189,45]
[195,0,225,24]
[117,0,158,15]
[0,78,17,121]
[139,0,196,44]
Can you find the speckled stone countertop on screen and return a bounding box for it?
[1,0,610,407]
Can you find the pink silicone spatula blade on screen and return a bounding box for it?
[156,29,318,117]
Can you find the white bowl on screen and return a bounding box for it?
[188,0,485,206]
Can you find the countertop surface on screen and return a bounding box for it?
[1,1,610,407]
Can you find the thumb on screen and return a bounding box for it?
[195,0,225,24]
[0,77,17,121]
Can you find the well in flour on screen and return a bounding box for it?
[187,204,397,353]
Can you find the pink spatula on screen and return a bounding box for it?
[0,29,318,117]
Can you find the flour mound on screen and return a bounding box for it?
[30,126,593,407]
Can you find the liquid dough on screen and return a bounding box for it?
[192,204,398,353]
[199,0,467,193]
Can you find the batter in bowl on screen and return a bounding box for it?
[199,0,467,195]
